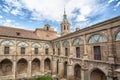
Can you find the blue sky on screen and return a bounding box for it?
[0,0,120,34]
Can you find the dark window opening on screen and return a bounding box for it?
[53,48,55,55]
[64,62,67,78]
[76,47,80,58]
[94,46,101,60]
[21,47,25,54]
[65,48,68,56]
[34,48,38,54]
[47,26,49,31]
[4,46,9,54]
[64,25,66,30]
[58,48,60,55]
[16,32,20,36]
[45,48,49,55]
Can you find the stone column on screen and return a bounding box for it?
[13,60,16,80]
[107,29,114,64]
[28,60,32,78]
[83,34,88,60]
[52,59,57,77]
[67,64,74,80]
[60,41,64,56]
[40,59,44,75]
[107,29,115,80]
[69,39,74,58]
[58,61,64,79]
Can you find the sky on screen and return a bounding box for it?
[0,0,120,34]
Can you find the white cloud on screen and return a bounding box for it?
[11,9,20,15]
[3,0,112,32]
[3,0,108,22]
[115,1,120,7]
[108,0,115,3]
[0,15,3,18]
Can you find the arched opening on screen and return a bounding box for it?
[64,61,67,78]
[32,58,40,73]
[44,58,51,71]
[57,60,59,74]
[17,58,28,74]
[0,59,12,76]
[90,69,107,80]
[74,64,81,80]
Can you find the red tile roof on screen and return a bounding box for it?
[0,26,40,40]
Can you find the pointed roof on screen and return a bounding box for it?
[62,8,69,23]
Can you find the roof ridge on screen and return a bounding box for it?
[0,25,34,32]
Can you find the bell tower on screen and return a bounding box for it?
[61,8,70,36]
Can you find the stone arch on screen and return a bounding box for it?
[88,34,107,44]
[72,38,83,46]
[1,40,14,46]
[0,59,12,76]
[64,61,68,78]
[74,64,81,80]
[17,58,28,74]
[32,58,40,73]
[56,41,61,48]
[115,30,120,41]
[63,40,70,48]
[17,41,29,47]
[90,68,107,80]
[44,58,51,71]
[32,42,42,47]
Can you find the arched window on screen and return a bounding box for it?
[88,34,107,43]
[73,38,83,46]
[44,43,50,48]
[115,31,120,40]
[64,25,66,30]
[32,43,41,47]
[63,40,69,47]
[1,40,14,46]
[18,42,28,47]
[56,42,60,48]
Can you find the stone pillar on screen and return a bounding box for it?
[13,60,16,80]
[67,64,74,80]
[83,34,88,60]
[58,61,64,79]
[107,29,115,80]
[41,59,44,75]
[69,39,74,58]
[107,29,114,64]
[28,60,32,78]
[60,41,64,56]
[52,59,57,77]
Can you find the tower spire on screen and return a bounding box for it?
[63,7,68,23]
[64,7,66,15]
[61,8,70,36]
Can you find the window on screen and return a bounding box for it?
[65,48,68,56]
[94,46,101,60]
[4,46,9,54]
[45,48,49,55]
[47,26,49,31]
[53,48,55,55]
[64,25,66,30]
[73,38,83,46]
[76,47,80,58]
[88,34,107,43]
[34,48,38,54]
[21,47,25,54]
[58,48,60,55]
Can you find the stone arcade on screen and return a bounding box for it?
[0,11,120,80]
